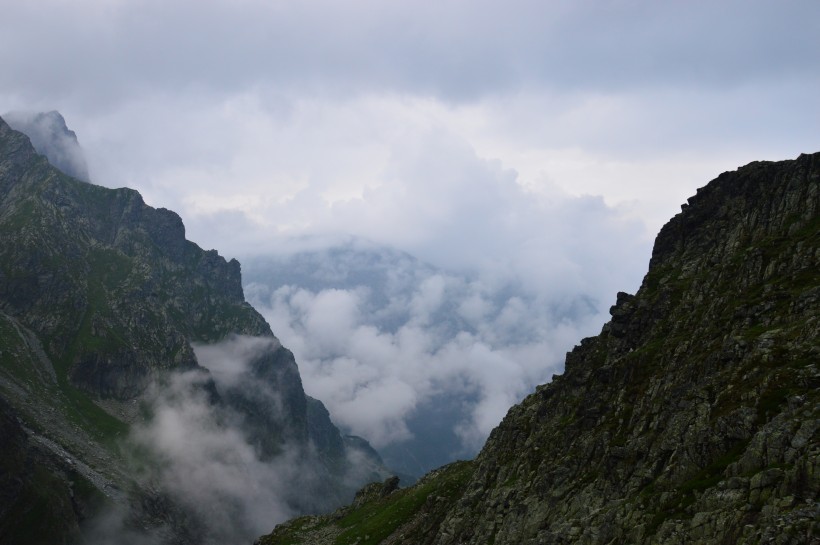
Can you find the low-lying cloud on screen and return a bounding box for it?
[89,335,359,544]
[248,266,601,451]
[129,367,295,544]
[234,130,652,476]
[244,207,645,476]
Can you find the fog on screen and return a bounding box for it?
[87,335,363,544]
[3,110,90,182]
[242,189,647,474]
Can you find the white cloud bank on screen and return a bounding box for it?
[237,129,649,462]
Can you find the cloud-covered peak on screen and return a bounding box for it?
[3,110,91,182]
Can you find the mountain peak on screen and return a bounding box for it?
[3,110,91,182]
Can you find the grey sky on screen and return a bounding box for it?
[2,1,816,235]
[3,2,818,98]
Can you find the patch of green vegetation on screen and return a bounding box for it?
[50,320,130,443]
[88,247,133,290]
[334,461,474,545]
[0,316,128,448]
[56,373,129,441]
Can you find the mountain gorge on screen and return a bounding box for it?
[0,115,386,544]
[258,153,819,544]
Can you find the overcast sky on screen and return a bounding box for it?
[3,0,819,465]
[3,0,817,250]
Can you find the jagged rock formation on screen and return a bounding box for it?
[0,116,386,543]
[3,111,91,182]
[257,152,819,544]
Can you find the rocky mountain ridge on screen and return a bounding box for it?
[257,152,819,544]
[0,115,386,544]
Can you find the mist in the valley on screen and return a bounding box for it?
[243,244,619,476]
[241,172,650,476]
[229,131,652,477]
[86,335,360,545]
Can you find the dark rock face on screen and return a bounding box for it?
[0,116,386,542]
[0,396,100,545]
[257,153,819,544]
[3,111,91,182]
[430,154,819,544]
[0,115,276,400]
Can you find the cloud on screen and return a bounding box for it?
[3,110,91,182]
[192,334,279,389]
[231,130,652,475]
[86,335,368,544]
[244,225,627,461]
[128,368,296,544]
[2,0,814,263]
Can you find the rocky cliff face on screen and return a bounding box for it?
[0,116,386,543]
[0,114,298,421]
[258,153,819,544]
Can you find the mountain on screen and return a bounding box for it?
[3,111,91,182]
[0,115,387,544]
[256,152,820,544]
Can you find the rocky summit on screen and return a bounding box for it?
[0,116,386,544]
[257,153,819,545]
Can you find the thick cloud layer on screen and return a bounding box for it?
[2,1,818,103]
[241,164,648,474]
[2,2,816,237]
[247,265,599,451]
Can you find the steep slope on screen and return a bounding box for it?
[258,152,819,544]
[0,113,304,444]
[0,116,385,543]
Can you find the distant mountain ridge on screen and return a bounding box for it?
[257,153,820,544]
[0,115,387,544]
